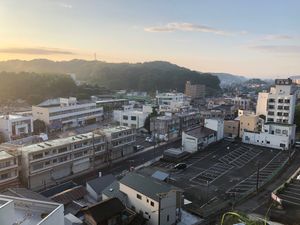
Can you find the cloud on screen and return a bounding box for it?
[144,22,246,36]
[0,47,76,55]
[259,34,294,41]
[250,45,300,54]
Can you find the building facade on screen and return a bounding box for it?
[32,97,104,131]
[223,120,240,138]
[0,114,33,141]
[239,114,261,138]
[113,105,152,129]
[156,92,190,112]
[185,81,206,99]
[0,150,18,190]
[204,118,224,141]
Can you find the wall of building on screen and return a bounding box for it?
[204,119,224,141]
[239,115,260,138]
[224,120,239,138]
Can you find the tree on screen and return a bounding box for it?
[33,119,46,134]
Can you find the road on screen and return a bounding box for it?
[73,139,181,185]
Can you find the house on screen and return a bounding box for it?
[82,197,127,225]
[86,174,116,202]
[118,172,182,225]
[182,126,217,153]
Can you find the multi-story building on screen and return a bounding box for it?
[0,194,64,225]
[239,114,262,138]
[102,126,136,161]
[19,132,107,190]
[118,172,181,225]
[156,92,190,112]
[185,81,206,99]
[95,98,129,113]
[150,111,200,141]
[243,123,296,150]
[227,96,251,110]
[243,79,298,150]
[204,118,224,141]
[224,120,240,138]
[32,97,104,131]
[266,79,297,124]
[210,105,236,120]
[0,150,18,189]
[113,105,152,129]
[256,92,269,117]
[0,114,33,141]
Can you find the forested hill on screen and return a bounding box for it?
[0,59,221,95]
[0,72,109,104]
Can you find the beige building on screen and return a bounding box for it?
[0,150,18,190]
[224,120,240,138]
[239,115,261,138]
[185,81,206,99]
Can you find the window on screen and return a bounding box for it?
[278,99,284,103]
[137,194,142,200]
[275,129,281,134]
[282,130,288,135]
[280,143,286,148]
[277,106,283,110]
[167,215,170,222]
[44,151,50,156]
[74,143,83,149]
[32,163,43,171]
[277,112,282,116]
[266,141,270,144]
[53,159,57,163]
[0,173,9,180]
[58,156,68,163]
[150,201,154,207]
[131,116,137,121]
[284,106,290,110]
[45,161,50,166]
[285,99,290,103]
[58,147,67,153]
[123,115,128,120]
[32,153,43,160]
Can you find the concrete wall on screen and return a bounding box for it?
[204,119,224,141]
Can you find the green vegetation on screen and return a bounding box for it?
[0,71,110,104]
[0,59,221,95]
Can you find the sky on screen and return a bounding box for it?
[0,0,300,77]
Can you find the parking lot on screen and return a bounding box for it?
[148,140,290,217]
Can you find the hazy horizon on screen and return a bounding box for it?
[1,0,299,78]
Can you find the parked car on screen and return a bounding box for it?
[145,137,154,142]
[174,163,187,170]
[134,145,144,151]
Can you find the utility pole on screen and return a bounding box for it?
[256,161,260,193]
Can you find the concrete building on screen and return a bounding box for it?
[119,172,181,225]
[239,114,261,138]
[243,123,296,150]
[156,92,190,112]
[102,126,136,161]
[113,105,152,129]
[228,96,251,110]
[256,92,269,117]
[185,81,206,99]
[210,105,236,120]
[266,79,297,124]
[182,126,217,153]
[19,132,107,190]
[0,114,33,141]
[204,118,224,141]
[0,194,64,225]
[32,97,104,131]
[95,98,129,113]
[223,120,240,138]
[0,150,18,190]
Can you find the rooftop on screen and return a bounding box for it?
[185,126,216,139]
[120,172,178,201]
[21,132,103,153]
[86,174,116,195]
[0,194,63,225]
[96,98,128,103]
[0,114,30,120]
[102,126,132,134]
[0,150,14,160]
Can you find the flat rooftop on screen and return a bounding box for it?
[21,132,103,153]
[0,114,30,120]
[0,150,14,160]
[102,126,132,134]
[0,195,63,225]
[96,99,128,103]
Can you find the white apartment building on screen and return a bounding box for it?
[266,79,297,124]
[0,150,18,189]
[0,194,64,225]
[227,96,251,110]
[119,173,181,225]
[19,132,107,190]
[204,118,224,141]
[113,105,152,129]
[0,114,33,141]
[102,126,136,160]
[32,97,103,131]
[156,92,191,112]
[256,92,269,117]
[243,123,296,150]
